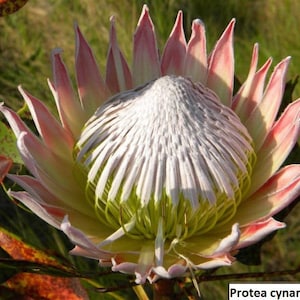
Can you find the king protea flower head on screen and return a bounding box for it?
[1,5,300,283]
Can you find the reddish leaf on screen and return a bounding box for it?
[5,273,88,300]
[0,0,29,16]
[0,228,88,299]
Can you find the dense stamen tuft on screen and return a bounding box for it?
[74,75,255,239]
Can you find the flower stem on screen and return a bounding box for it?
[133,285,149,300]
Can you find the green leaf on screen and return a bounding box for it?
[0,263,18,284]
[0,122,23,164]
[0,286,23,300]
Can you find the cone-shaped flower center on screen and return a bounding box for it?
[74,75,255,239]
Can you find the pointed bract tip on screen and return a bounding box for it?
[109,16,117,38]
[74,23,84,45]
[109,15,115,23]
[193,18,205,27]
[273,56,291,75]
[142,4,149,12]
[176,10,183,23]
[252,43,259,57]
[17,85,26,98]
[273,56,291,70]
[226,18,236,33]
[137,3,152,27]
[74,24,87,54]
[51,48,63,57]
[51,48,64,71]
[217,18,235,41]
[190,18,206,41]
[73,21,79,32]
[167,9,186,43]
[141,3,149,18]
[285,56,292,63]
[245,43,259,76]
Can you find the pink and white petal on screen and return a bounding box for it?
[184,19,207,83]
[50,49,85,138]
[133,4,160,86]
[134,242,156,284]
[69,245,109,261]
[153,264,187,279]
[10,189,68,223]
[206,223,240,257]
[154,217,165,268]
[7,176,98,231]
[233,43,259,107]
[0,108,42,177]
[232,44,271,116]
[18,132,72,186]
[61,216,112,260]
[105,17,133,94]
[195,254,235,269]
[69,214,115,243]
[235,218,285,250]
[110,241,156,283]
[165,263,188,277]
[8,175,102,236]
[245,57,291,150]
[9,190,62,229]
[75,25,109,116]
[111,260,137,275]
[233,57,272,121]
[0,155,12,182]
[179,223,239,259]
[249,99,300,194]
[207,19,235,107]
[8,174,64,207]
[231,165,300,225]
[135,269,151,284]
[17,133,91,215]
[18,86,74,156]
[0,104,32,139]
[161,11,187,76]
[5,176,98,233]
[96,218,140,250]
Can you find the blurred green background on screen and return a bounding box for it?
[1,0,300,109]
[0,0,300,299]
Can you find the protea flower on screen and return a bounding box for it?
[1,5,300,284]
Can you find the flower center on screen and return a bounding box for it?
[74,75,255,240]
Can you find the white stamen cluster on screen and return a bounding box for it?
[75,75,254,236]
